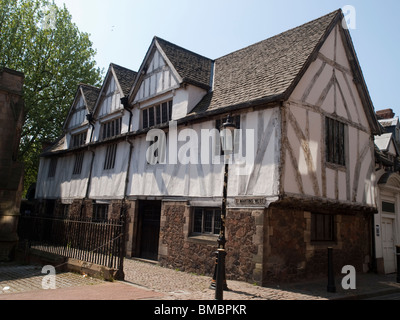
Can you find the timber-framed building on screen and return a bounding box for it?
[35,10,391,284]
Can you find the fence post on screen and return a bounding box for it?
[115,207,127,281]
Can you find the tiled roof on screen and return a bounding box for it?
[155,37,214,90]
[191,10,340,114]
[80,84,100,112]
[111,64,138,96]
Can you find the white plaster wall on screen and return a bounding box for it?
[35,154,90,200]
[89,142,130,200]
[285,23,376,207]
[127,107,281,198]
[172,85,207,120]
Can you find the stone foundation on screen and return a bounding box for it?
[158,201,264,284]
[263,206,372,285]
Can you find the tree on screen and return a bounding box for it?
[0,0,103,195]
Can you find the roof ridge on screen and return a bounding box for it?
[154,36,214,62]
[110,63,137,74]
[215,9,342,61]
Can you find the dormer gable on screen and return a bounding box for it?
[375,133,399,156]
[63,84,100,132]
[128,37,213,127]
[130,41,180,104]
[93,64,136,120]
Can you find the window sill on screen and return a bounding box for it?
[187,234,219,246]
[326,162,346,171]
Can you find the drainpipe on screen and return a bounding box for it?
[121,96,133,133]
[120,96,134,262]
[86,113,96,144]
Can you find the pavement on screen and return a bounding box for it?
[1,259,400,301]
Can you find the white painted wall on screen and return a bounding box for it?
[171,85,207,120]
[127,107,281,198]
[134,49,179,104]
[35,152,91,200]
[68,95,87,130]
[88,142,130,200]
[285,24,376,207]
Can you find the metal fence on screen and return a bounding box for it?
[18,214,126,273]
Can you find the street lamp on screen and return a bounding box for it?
[213,115,236,300]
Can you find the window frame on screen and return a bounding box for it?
[93,204,109,222]
[311,212,335,243]
[48,158,58,178]
[191,207,222,236]
[142,100,173,129]
[101,117,122,141]
[103,143,118,171]
[71,131,88,148]
[72,152,85,176]
[325,117,346,166]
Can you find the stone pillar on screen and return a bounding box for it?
[0,68,25,261]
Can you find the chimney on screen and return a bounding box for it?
[376,109,395,120]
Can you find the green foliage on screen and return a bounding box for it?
[0,0,103,195]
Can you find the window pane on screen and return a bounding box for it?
[193,209,203,233]
[204,209,213,233]
[326,117,346,166]
[168,101,173,121]
[214,209,221,235]
[149,107,155,127]
[162,103,168,123]
[311,213,334,242]
[382,201,395,213]
[143,109,148,129]
[156,105,161,125]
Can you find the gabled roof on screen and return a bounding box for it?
[80,84,101,112]
[93,63,137,117]
[191,10,341,114]
[155,37,214,90]
[63,84,100,131]
[375,133,398,155]
[111,63,137,96]
[128,37,214,101]
[187,9,381,135]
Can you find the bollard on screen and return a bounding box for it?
[397,246,400,284]
[327,247,336,293]
[215,248,227,300]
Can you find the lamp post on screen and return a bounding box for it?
[213,115,236,300]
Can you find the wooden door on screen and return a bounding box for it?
[138,201,161,261]
[382,218,396,274]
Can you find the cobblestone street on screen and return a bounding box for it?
[1,259,400,300]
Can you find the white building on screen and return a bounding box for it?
[35,10,388,284]
[374,110,400,274]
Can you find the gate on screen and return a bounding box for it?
[17,213,126,279]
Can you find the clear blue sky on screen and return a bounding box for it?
[54,0,400,116]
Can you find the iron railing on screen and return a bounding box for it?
[18,214,125,272]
